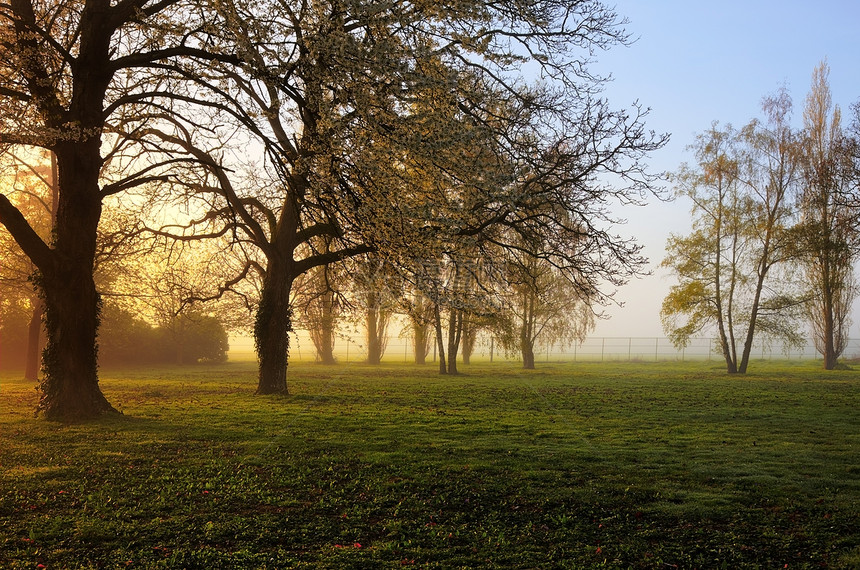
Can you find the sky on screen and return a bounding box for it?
[586,0,860,338]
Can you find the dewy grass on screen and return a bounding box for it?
[1,360,859,568]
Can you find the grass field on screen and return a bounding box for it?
[1,360,859,568]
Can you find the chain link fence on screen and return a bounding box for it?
[228,332,860,364]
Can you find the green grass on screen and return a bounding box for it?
[1,360,859,568]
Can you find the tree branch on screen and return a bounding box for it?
[294,244,374,276]
[0,192,54,274]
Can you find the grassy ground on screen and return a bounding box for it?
[0,360,859,569]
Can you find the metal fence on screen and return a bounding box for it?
[228,333,860,364]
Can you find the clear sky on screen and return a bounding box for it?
[588,0,860,338]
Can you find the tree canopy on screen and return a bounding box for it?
[663,65,860,372]
[0,0,667,417]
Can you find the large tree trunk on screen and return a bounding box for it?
[410,296,432,365]
[821,262,837,369]
[255,259,294,395]
[718,336,738,374]
[309,287,337,364]
[316,309,337,365]
[39,267,114,420]
[738,276,766,374]
[317,333,336,364]
[22,250,113,423]
[715,303,738,373]
[37,140,115,420]
[521,309,536,369]
[461,316,475,365]
[366,303,380,364]
[809,256,840,370]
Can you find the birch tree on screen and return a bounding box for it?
[662,104,805,374]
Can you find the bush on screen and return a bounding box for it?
[100,305,229,366]
[1,299,230,370]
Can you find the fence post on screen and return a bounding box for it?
[601,338,605,362]
[655,337,658,362]
[628,338,632,361]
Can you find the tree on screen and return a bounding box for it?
[293,263,342,365]
[424,253,513,374]
[348,256,399,365]
[400,291,435,365]
[735,89,807,371]
[662,126,745,372]
[408,255,483,375]
[144,251,235,365]
[0,0,237,419]
[439,260,474,375]
[500,250,594,369]
[798,62,859,369]
[156,0,665,391]
[145,0,424,392]
[460,315,481,365]
[166,312,229,364]
[408,256,469,375]
[97,303,161,366]
[662,106,804,374]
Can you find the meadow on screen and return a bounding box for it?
[0,360,858,568]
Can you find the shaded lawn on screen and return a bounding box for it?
[0,360,859,568]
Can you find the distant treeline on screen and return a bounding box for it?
[0,304,229,371]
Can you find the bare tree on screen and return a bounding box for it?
[733,89,807,372]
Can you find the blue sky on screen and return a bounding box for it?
[588,0,860,338]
